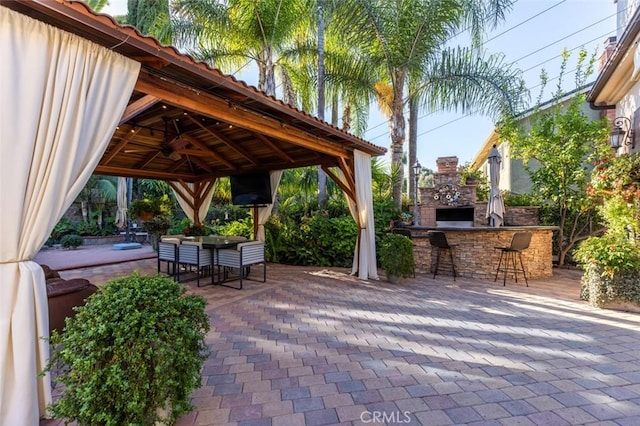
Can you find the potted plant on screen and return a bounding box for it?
[129,194,171,221]
[44,273,210,425]
[144,214,174,251]
[379,233,415,283]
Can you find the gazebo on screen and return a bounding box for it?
[0,1,385,423]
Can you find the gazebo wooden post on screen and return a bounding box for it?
[253,205,259,239]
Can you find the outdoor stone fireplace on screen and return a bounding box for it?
[408,155,554,279]
[418,156,482,227]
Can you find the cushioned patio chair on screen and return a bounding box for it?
[157,237,181,278]
[177,240,215,287]
[217,240,265,290]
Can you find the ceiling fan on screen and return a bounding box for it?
[122,118,182,161]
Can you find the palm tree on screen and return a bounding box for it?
[407,46,527,198]
[76,175,117,228]
[342,0,527,209]
[125,0,173,45]
[173,0,311,97]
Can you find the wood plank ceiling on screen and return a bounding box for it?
[3,0,386,185]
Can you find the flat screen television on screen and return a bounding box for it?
[230,172,272,205]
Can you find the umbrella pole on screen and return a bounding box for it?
[125,177,133,243]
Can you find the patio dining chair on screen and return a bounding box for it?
[217,240,266,290]
[177,241,215,287]
[157,237,181,278]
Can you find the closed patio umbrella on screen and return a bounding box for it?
[486,144,505,227]
[115,176,128,229]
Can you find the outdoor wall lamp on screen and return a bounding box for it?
[412,161,421,226]
[609,116,635,150]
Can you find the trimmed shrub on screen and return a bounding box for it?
[60,234,83,249]
[45,273,210,425]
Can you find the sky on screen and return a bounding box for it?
[102,0,618,172]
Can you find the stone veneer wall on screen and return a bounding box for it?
[412,229,554,280]
[473,203,540,226]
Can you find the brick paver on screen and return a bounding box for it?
[39,250,640,425]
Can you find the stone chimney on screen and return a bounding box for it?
[436,156,458,174]
[598,36,617,72]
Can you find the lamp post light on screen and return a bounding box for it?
[412,161,421,226]
[609,116,635,150]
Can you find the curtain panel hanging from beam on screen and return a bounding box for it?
[0,6,140,423]
[334,150,378,280]
[256,170,283,242]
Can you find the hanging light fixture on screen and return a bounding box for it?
[609,116,635,150]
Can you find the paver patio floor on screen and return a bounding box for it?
[39,250,640,425]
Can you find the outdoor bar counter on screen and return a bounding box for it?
[408,226,558,280]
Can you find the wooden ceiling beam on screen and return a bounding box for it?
[337,157,355,190]
[94,165,195,181]
[102,128,141,165]
[134,71,351,159]
[175,148,218,157]
[137,150,161,169]
[189,156,216,175]
[254,133,294,163]
[119,95,160,125]
[323,166,355,202]
[169,158,188,173]
[179,133,237,170]
[188,116,257,165]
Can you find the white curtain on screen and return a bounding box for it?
[171,181,216,224]
[115,177,128,229]
[0,7,140,424]
[256,170,283,242]
[335,151,379,280]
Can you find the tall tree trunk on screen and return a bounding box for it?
[390,71,406,210]
[408,94,418,202]
[317,0,327,208]
[264,46,276,97]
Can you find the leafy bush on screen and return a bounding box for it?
[503,191,538,207]
[45,273,210,425]
[579,263,640,308]
[50,217,76,243]
[168,217,191,235]
[129,194,172,218]
[217,217,253,239]
[589,152,640,201]
[574,235,640,278]
[75,220,99,236]
[142,214,173,233]
[99,217,119,236]
[575,235,640,307]
[184,223,210,236]
[379,234,415,279]
[60,234,83,249]
[265,213,356,267]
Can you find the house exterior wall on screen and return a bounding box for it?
[618,0,640,40]
[615,78,640,155]
[476,97,603,194]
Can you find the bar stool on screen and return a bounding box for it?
[428,231,457,280]
[494,232,532,286]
